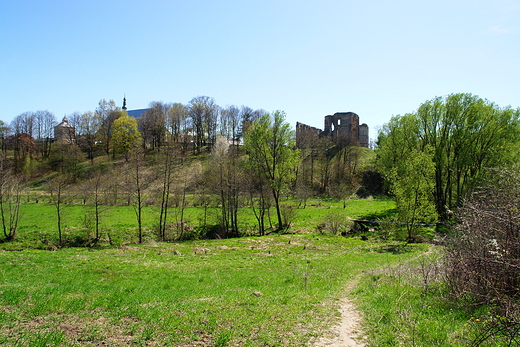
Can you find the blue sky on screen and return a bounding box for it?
[1,0,519,137]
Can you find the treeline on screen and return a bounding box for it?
[3,92,518,245]
[1,96,267,170]
[377,93,520,222]
[377,93,520,341]
[0,100,379,244]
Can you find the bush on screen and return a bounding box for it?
[317,210,352,235]
[445,169,520,345]
[281,205,297,231]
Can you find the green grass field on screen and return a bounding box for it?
[0,197,494,346]
[4,197,396,250]
[0,234,425,346]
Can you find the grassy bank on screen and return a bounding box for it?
[353,247,500,346]
[0,235,425,346]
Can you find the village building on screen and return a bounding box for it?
[54,116,76,142]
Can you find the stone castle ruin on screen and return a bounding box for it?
[296,112,369,148]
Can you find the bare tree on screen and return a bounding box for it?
[0,121,10,154]
[189,96,219,151]
[220,105,241,144]
[0,154,24,240]
[207,136,242,238]
[239,106,265,141]
[79,171,111,242]
[126,148,155,243]
[47,173,72,245]
[167,102,189,145]
[329,145,363,207]
[156,145,179,240]
[75,111,100,161]
[11,112,35,137]
[245,172,272,236]
[10,112,37,173]
[169,161,200,240]
[139,101,168,150]
[34,110,56,158]
[446,169,520,345]
[205,100,219,149]
[95,99,120,155]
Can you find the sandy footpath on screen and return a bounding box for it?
[314,279,366,347]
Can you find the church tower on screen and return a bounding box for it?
[122,95,127,111]
[54,116,76,142]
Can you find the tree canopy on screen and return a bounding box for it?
[111,113,141,160]
[377,93,520,220]
[244,111,300,230]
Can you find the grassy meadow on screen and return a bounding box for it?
[0,197,493,346]
[5,196,396,250]
[1,233,427,346]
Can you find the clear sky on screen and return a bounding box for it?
[1,0,519,137]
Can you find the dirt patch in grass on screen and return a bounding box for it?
[3,313,147,346]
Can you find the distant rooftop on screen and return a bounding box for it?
[127,108,149,118]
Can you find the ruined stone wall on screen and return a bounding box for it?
[359,123,369,148]
[296,112,369,148]
[328,112,359,146]
[296,122,321,148]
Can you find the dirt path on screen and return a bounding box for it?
[314,245,435,346]
[314,278,366,347]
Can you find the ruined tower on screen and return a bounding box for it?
[323,112,363,147]
[296,111,369,149]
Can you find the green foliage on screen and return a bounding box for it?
[377,93,520,220]
[111,113,141,159]
[244,111,300,230]
[317,209,353,235]
[389,148,438,241]
[47,142,85,173]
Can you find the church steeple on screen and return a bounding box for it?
[122,95,127,111]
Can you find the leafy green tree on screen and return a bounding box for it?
[111,113,141,160]
[389,148,437,241]
[377,93,520,220]
[48,142,85,175]
[244,111,300,231]
[376,114,420,178]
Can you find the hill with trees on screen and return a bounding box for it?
[1,92,520,345]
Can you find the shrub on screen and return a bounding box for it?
[445,169,520,345]
[281,205,297,232]
[317,210,353,235]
